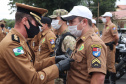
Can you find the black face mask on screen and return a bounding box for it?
[1,24,4,28]
[24,20,40,38]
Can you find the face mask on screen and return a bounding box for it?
[102,18,107,23]
[51,20,61,30]
[24,20,40,38]
[68,22,83,37]
[1,24,4,28]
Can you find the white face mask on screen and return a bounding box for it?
[68,22,83,37]
[102,18,107,23]
[51,20,61,30]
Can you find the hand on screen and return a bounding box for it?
[56,58,74,72]
[55,55,68,63]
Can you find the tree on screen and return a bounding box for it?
[3,19,15,29]
[92,0,116,17]
[8,0,81,16]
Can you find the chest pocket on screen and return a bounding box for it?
[72,50,85,70]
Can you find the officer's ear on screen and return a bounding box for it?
[81,18,88,27]
[22,17,28,25]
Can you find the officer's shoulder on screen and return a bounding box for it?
[90,33,102,42]
[46,31,56,38]
[110,23,117,28]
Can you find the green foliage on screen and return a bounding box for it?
[3,19,15,29]
[8,0,81,16]
[92,0,116,17]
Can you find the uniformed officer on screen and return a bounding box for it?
[92,19,100,36]
[62,6,107,84]
[0,20,9,42]
[49,9,76,84]
[49,9,76,56]
[34,17,56,84]
[0,3,74,84]
[101,12,119,84]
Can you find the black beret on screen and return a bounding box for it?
[41,17,52,24]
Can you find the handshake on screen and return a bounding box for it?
[55,55,74,73]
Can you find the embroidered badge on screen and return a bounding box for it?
[96,32,98,34]
[40,74,44,80]
[50,39,55,44]
[52,45,55,49]
[13,46,24,56]
[91,58,101,68]
[107,27,109,29]
[42,38,45,43]
[113,27,116,30]
[91,44,102,57]
[79,44,84,51]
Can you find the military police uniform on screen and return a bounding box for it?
[0,28,59,84]
[102,21,118,73]
[0,3,61,84]
[67,29,107,84]
[0,20,9,42]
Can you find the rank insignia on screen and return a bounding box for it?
[91,44,102,57]
[91,58,101,68]
[52,44,55,49]
[50,39,55,44]
[42,38,45,43]
[12,34,20,43]
[79,44,84,51]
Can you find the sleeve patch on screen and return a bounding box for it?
[112,27,116,30]
[13,46,24,56]
[50,39,55,44]
[91,44,101,57]
[91,58,101,68]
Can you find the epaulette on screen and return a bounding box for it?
[11,34,20,43]
[90,33,100,42]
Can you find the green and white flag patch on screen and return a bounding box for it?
[13,46,24,56]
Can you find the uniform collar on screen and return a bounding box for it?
[77,28,94,42]
[106,21,112,27]
[41,29,51,36]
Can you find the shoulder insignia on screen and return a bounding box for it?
[49,37,55,44]
[112,26,116,30]
[91,58,101,68]
[91,44,102,57]
[12,34,20,43]
[13,46,24,56]
[79,44,84,51]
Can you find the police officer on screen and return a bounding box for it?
[34,17,56,84]
[0,20,9,42]
[101,12,119,84]
[49,9,76,84]
[62,6,107,84]
[0,3,73,84]
[92,19,100,36]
